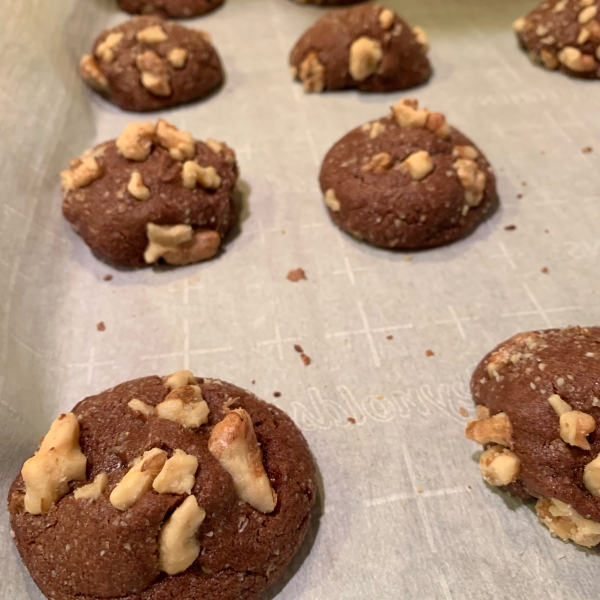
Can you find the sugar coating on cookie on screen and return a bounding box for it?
[80,16,223,111]
[513,0,600,78]
[467,327,600,548]
[117,0,224,18]
[319,99,497,249]
[61,120,238,267]
[289,4,431,93]
[7,371,316,600]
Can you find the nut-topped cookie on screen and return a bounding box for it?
[117,0,224,18]
[289,4,431,93]
[8,371,317,600]
[80,16,223,111]
[467,327,600,548]
[61,120,238,267]
[513,0,600,78]
[319,99,497,249]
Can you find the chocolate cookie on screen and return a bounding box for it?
[466,327,600,548]
[513,0,600,78]
[61,120,238,267]
[117,0,224,18]
[8,371,317,600]
[289,4,431,93]
[79,16,223,112]
[319,99,497,249]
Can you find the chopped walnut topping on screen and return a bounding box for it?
[136,50,171,96]
[540,49,559,69]
[144,223,193,263]
[205,138,236,164]
[110,448,167,510]
[476,405,490,419]
[116,122,157,162]
[513,17,527,33]
[412,26,429,52]
[164,370,198,390]
[144,224,220,266]
[155,382,210,428]
[153,449,198,495]
[349,36,383,81]
[74,473,108,501]
[128,398,155,416]
[362,152,393,173]
[158,495,206,575]
[425,112,451,138]
[127,171,150,201]
[324,188,341,212]
[136,25,169,45]
[465,412,513,447]
[208,408,277,513]
[21,413,87,514]
[79,55,108,92]
[557,46,597,71]
[167,47,188,69]
[61,157,102,191]
[369,121,386,139]
[378,8,395,30]
[548,394,572,416]
[399,150,434,181]
[453,146,479,160]
[479,445,520,486]
[559,410,595,450]
[392,98,429,129]
[156,119,196,161]
[453,158,486,209]
[537,498,600,548]
[182,161,222,190]
[299,52,325,93]
[95,32,123,63]
[554,0,567,11]
[579,5,598,24]
[584,454,600,496]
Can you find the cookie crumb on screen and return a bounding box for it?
[521,181,527,187]
[540,150,546,155]
[273,391,281,398]
[251,380,255,385]
[416,487,423,493]
[386,334,393,340]
[544,229,550,233]
[425,349,435,357]
[541,267,549,274]
[403,255,412,262]
[300,353,311,366]
[103,274,113,281]
[294,344,304,353]
[377,395,384,400]
[516,193,523,199]
[347,417,356,424]
[459,407,468,417]
[467,485,472,490]
[582,146,593,154]
[287,268,306,282]
[504,224,517,231]
[97,322,106,332]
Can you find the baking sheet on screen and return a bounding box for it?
[2,0,600,598]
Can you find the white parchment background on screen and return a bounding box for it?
[2,0,600,598]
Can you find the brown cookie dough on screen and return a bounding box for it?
[289,4,431,93]
[80,16,223,112]
[8,371,317,600]
[467,327,600,548]
[117,0,224,18]
[61,120,239,267]
[319,99,497,249]
[513,0,600,77]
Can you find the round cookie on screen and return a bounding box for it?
[513,0,600,78]
[319,99,497,249]
[61,119,239,267]
[117,0,224,18]
[80,16,223,112]
[7,371,317,600]
[289,4,431,93]
[466,327,600,548]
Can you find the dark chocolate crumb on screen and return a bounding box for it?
[425,349,434,357]
[504,224,517,231]
[96,322,106,332]
[541,267,549,274]
[294,344,304,353]
[582,146,593,154]
[287,268,307,282]
[300,353,311,366]
[251,380,255,385]
[516,193,523,199]
[386,335,393,340]
[103,274,113,281]
[347,417,356,424]
[273,391,281,398]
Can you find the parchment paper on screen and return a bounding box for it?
[2,0,600,598]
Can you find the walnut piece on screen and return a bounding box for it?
[362,152,393,173]
[559,410,595,450]
[127,171,150,201]
[128,398,155,416]
[324,188,341,212]
[158,495,206,575]
[349,36,383,81]
[399,150,434,181]
[476,405,490,419]
[557,46,596,72]
[182,161,222,190]
[136,25,169,45]
[412,26,429,52]
[21,413,87,514]
[392,99,429,129]
[153,449,198,495]
[453,158,486,209]
[74,473,108,501]
[513,17,527,33]
[299,52,325,93]
[136,50,171,97]
[156,119,196,161]
[164,370,198,390]
[116,122,157,161]
[465,412,513,447]
[156,386,211,428]
[79,55,108,92]
[540,49,559,70]
[579,5,598,24]
[144,223,192,262]
[95,32,124,63]
[583,454,600,496]
[548,394,572,416]
[61,157,102,191]
[145,224,221,266]
[109,448,167,511]
[206,138,237,164]
[208,408,277,513]
[537,497,600,548]
[479,445,520,486]
[453,145,479,160]
[168,47,188,69]
[379,8,395,30]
